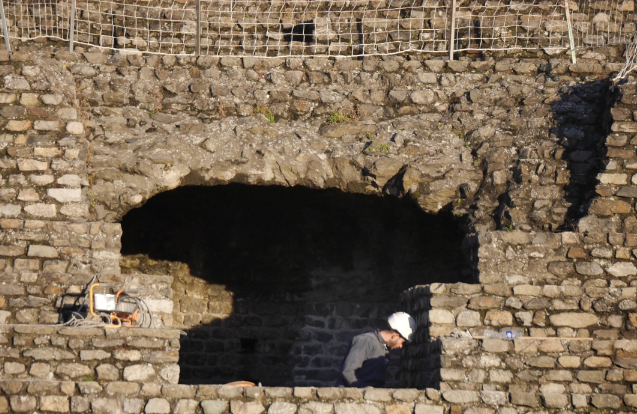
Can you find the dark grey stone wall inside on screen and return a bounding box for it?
[119,184,469,386]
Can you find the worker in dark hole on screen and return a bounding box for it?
[338,312,416,388]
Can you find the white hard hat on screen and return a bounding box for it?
[388,312,416,342]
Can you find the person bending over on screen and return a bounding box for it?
[338,312,416,388]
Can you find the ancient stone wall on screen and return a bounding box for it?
[1,37,637,390]
[0,325,181,385]
[2,381,637,413]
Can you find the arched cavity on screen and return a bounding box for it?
[120,184,471,386]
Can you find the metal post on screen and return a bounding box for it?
[195,0,201,55]
[0,0,11,52]
[564,0,576,64]
[449,0,456,61]
[69,0,76,52]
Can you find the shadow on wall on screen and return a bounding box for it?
[120,184,470,387]
[550,77,617,230]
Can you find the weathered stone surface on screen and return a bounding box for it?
[27,245,58,258]
[591,394,621,408]
[202,400,229,414]
[10,396,37,412]
[414,406,442,414]
[269,402,298,414]
[145,398,171,414]
[480,391,507,406]
[47,188,82,203]
[123,364,155,382]
[441,391,479,403]
[575,262,604,275]
[56,363,94,379]
[456,310,482,327]
[607,262,637,276]
[92,398,120,413]
[510,392,539,407]
[334,403,381,414]
[40,396,69,412]
[232,401,266,414]
[549,312,600,328]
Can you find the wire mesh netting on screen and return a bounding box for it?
[0,0,634,57]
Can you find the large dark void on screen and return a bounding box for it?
[120,184,469,386]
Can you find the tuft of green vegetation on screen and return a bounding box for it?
[365,132,374,140]
[365,143,390,155]
[504,225,514,232]
[254,106,275,123]
[327,111,353,125]
[148,109,158,115]
[83,375,95,382]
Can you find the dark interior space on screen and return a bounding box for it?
[120,184,470,386]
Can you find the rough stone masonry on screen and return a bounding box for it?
[1,29,637,412]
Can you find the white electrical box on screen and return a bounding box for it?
[94,294,117,311]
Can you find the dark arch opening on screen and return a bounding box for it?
[120,184,471,386]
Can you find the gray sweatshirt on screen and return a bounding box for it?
[339,330,389,388]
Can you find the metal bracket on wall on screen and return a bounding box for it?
[0,0,11,52]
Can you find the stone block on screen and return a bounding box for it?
[41,396,69,412]
[317,388,343,400]
[144,398,170,414]
[4,362,25,374]
[231,401,266,414]
[577,370,605,383]
[6,120,32,131]
[27,245,58,258]
[468,297,501,309]
[430,296,468,308]
[10,396,37,412]
[47,188,82,203]
[456,310,481,327]
[583,356,612,368]
[484,310,513,326]
[509,392,539,407]
[607,262,637,276]
[539,339,564,353]
[542,394,569,408]
[299,401,332,414]
[268,402,297,414]
[201,400,229,414]
[114,349,142,361]
[625,394,637,407]
[385,405,411,414]
[480,391,507,405]
[440,369,465,381]
[56,363,93,379]
[92,398,121,413]
[441,390,479,403]
[591,394,621,409]
[334,404,380,414]
[429,309,455,324]
[364,389,391,402]
[414,406,442,414]
[512,285,542,296]
[549,312,599,328]
[165,400,194,414]
[526,356,555,368]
